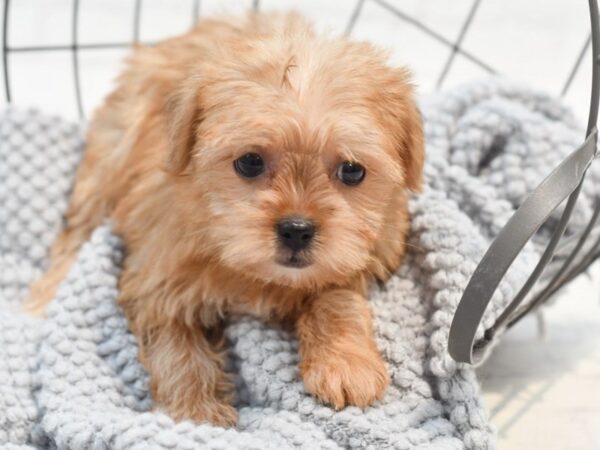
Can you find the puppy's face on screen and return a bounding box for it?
[166,43,424,289]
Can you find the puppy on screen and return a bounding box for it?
[27,12,424,426]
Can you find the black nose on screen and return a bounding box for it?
[277,217,315,252]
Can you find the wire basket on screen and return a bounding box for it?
[1,0,599,364]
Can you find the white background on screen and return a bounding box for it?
[0,0,595,121]
[1,1,599,448]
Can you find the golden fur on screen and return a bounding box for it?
[26,13,424,426]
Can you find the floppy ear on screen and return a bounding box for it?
[399,98,424,192]
[377,69,425,192]
[164,79,202,175]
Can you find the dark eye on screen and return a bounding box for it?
[234,153,265,178]
[336,161,366,186]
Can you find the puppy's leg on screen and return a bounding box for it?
[297,289,389,409]
[141,321,238,426]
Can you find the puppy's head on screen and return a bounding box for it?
[166,19,424,289]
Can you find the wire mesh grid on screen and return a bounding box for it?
[0,0,594,119]
[1,0,599,362]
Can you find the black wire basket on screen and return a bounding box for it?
[449,0,599,363]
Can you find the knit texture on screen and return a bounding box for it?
[1,79,598,449]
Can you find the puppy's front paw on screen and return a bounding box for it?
[301,349,390,409]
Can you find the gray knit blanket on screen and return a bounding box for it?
[2,79,598,449]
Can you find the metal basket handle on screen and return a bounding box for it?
[449,0,600,364]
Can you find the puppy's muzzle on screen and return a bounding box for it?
[276,217,315,252]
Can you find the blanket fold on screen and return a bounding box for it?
[2,79,597,449]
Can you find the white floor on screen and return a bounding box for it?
[478,263,600,450]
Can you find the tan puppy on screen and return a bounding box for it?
[27,13,424,426]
